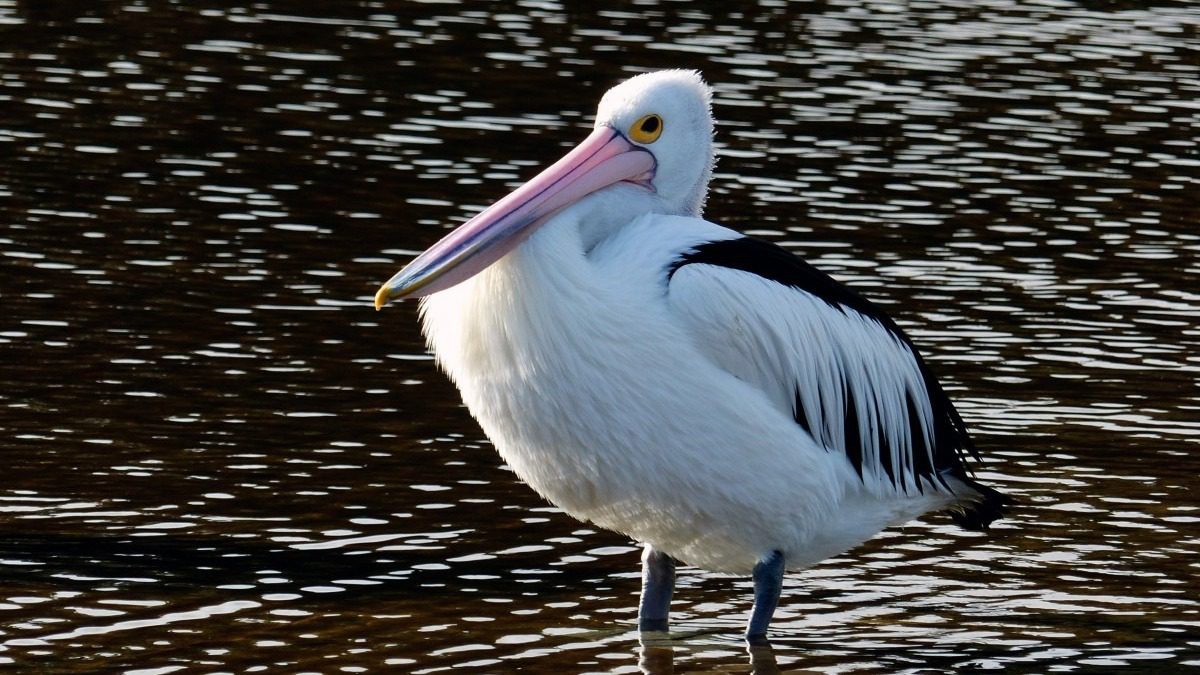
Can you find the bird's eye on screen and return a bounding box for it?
[629,114,663,144]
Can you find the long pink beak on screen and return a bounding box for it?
[374,126,655,308]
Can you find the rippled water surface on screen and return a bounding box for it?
[2,1,1199,672]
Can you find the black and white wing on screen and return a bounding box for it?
[665,235,1006,529]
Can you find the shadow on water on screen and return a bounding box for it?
[1,0,1199,671]
[0,531,624,597]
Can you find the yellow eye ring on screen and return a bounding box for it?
[629,114,663,144]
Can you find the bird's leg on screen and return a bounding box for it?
[745,550,784,644]
[638,544,676,632]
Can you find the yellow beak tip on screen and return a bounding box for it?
[373,286,392,311]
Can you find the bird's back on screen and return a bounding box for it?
[599,215,1010,530]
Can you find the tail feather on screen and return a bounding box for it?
[947,478,1013,531]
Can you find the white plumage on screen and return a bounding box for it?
[377,69,1008,641]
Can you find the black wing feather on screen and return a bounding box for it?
[668,236,1010,529]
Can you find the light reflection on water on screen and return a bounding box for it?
[2,0,1198,672]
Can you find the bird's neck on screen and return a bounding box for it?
[569,184,676,254]
[418,209,601,387]
[418,184,677,391]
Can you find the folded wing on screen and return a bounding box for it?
[665,236,979,499]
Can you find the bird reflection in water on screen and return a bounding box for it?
[639,637,781,675]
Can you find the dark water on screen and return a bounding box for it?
[2,1,1198,672]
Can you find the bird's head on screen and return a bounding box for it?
[594,69,714,217]
[375,69,715,307]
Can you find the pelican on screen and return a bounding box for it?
[374,70,1009,643]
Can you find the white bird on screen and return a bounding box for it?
[375,70,1009,643]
